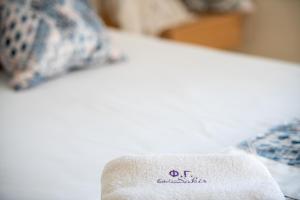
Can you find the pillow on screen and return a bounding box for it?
[238,120,300,167]
[182,0,253,13]
[0,0,120,90]
[238,120,300,199]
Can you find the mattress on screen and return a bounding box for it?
[0,30,300,200]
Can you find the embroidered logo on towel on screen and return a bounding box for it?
[157,170,207,184]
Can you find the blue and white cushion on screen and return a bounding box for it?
[239,120,300,167]
[0,0,120,90]
[182,0,253,13]
[238,120,300,199]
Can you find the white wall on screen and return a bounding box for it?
[240,0,300,63]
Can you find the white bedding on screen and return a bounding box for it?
[0,30,300,200]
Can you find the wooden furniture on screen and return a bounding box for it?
[96,0,245,51]
[161,13,244,50]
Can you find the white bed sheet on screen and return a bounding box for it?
[0,30,300,200]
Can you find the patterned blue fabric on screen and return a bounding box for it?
[182,0,252,12]
[239,120,300,168]
[0,0,118,90]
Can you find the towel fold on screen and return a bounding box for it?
[101,154,285,200]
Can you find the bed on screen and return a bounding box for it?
[1,30,300,200]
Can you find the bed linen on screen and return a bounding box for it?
[0,30,300,200]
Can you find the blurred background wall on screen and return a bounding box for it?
[92,0,300,63]
[240,0,300,63]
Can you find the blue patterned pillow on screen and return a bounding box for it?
[182,0,253,12]
[0,0,120,90]
[239,120,300,167]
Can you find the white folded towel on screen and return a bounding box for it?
[101,154,285,200]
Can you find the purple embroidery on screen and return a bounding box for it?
[169,170,179,177]
[157,170,207,184]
